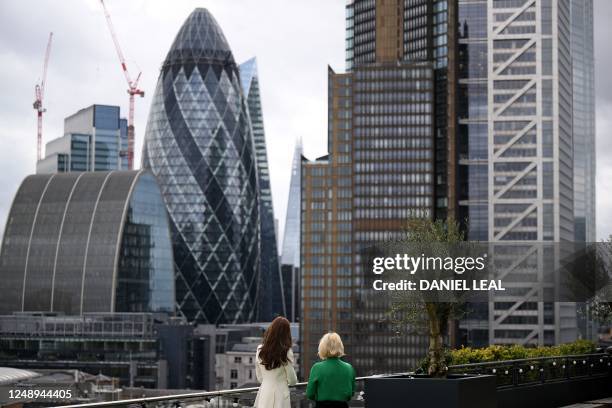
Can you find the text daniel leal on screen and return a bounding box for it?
[372,279,505,291]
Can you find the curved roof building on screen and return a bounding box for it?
[0,170,175,315]
[142,8,260,323]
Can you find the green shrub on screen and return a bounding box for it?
[448,339,597,366]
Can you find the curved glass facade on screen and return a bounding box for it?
[0,170,175,315]
[142,8,260,324]
[116,173,175,313]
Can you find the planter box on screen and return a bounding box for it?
[364,374,497,408]
[497,375,612,408]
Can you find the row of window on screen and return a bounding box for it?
[354,161,432,172]
[354,149,432,160]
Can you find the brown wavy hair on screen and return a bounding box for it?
[259,316,292,370]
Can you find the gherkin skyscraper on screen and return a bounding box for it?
[142,8,260,324]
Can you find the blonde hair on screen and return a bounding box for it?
[317,332,345,360]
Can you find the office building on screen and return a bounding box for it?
[0,313,216,390]
[456,0,591,345]
[301,0,440,376]
[0,170,174,315]
[211,322,300,389]
[142,8,260,324]
[301,0,593,376]
[570,0,596,242]
[0,366,122,406]
[239,57,284,320]
[282,141,303,269]
[37,104,128,174]
[216,335,300,390]
[281,141,303,322]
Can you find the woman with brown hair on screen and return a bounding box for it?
[253,316,298,408]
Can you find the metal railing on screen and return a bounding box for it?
[448,352,612,388]
[54,353,612,408]
[55,372,412,408]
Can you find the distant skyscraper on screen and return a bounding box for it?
[0,170,174,315]
[570,0,596,242]
[239,57,284,320]
[281,141,302,268]
[281,141,302,322]
[37,104,128,174]
[456,0,586,346]
[301,0,593,376]
[142,8,260,324]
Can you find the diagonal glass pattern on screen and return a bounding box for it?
[142,8,260,324]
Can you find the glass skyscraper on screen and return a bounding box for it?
[570,0,596,243]
[36,104,128,174]
[302,0,439,376]
[142,8,260,324]
[456,0,590,346]
[281,141,302,269]
[239,57,284,320]
[281,141,303,322]
[0,170,175,315]
[301,0,595,376]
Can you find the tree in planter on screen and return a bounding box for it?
[386,216,467,378]
[386,225,612,377]
[583,236,612,327]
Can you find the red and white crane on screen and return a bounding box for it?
[33,32,53,162]
[100,0,144,170]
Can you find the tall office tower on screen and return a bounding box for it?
[302,0,590,375]
[142,9,260,324]
[455,0,490,346]
[281,141,302,270]
[457,0,594,345]
[239,57,284,320]
[569,0,596,341]
[302,0,445,376]
[570,0,596,242]
[36,104,128,174]
[281,141,302,322]
[457,0,582,346]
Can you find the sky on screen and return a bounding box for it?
[0,0,610,243]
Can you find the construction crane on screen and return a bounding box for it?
[33,32,53,162]
[100,0,144,170]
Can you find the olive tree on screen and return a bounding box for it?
[387,217,466,378]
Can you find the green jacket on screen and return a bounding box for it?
[306,358,356,402]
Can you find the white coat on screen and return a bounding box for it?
[253,345,298,408]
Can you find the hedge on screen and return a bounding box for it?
[449,339,597,365]
[416,340,598,372]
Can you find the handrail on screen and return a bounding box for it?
[54,372,413,408]
[448,353,611,389]
[53,354,612,407]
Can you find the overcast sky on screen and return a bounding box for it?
[0,0,610,243]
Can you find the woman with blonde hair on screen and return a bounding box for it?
[306,332,356,408]
[253,316,297,408]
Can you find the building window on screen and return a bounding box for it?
[234,357,242,363]
[249,370,253,379]
[230,369,238,379]
[230,382,237,389]
[249,357,253,364]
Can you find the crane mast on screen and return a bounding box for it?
[100,0,144,170]
[33,32,53,162]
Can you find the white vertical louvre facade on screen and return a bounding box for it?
[487,0,576,346]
